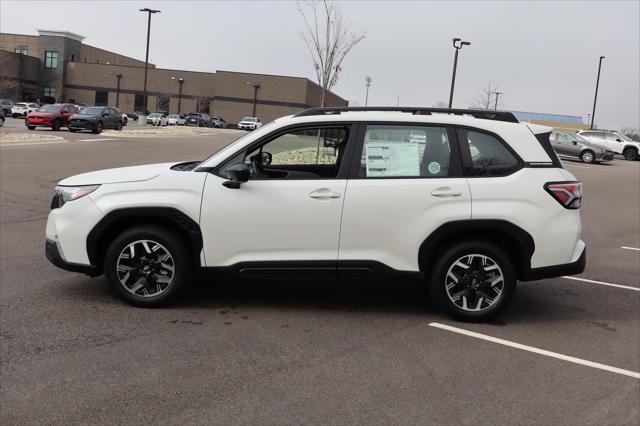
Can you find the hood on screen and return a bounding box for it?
[58,162,176,186]
[582,141,609,151]
[29,111,57,118]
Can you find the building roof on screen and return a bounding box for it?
[37,29,85,42]
[509,110,583,124]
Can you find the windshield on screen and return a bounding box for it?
[574,134,591,143]
[15,103,27,108]
[80,107,104,115]
[149,113,162,117]
[37,105,60,112]
[199,121,277,166]
[616,132,633,142]
[168,115,179,118]
[241,117,256,122]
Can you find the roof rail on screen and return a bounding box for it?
[293,107,519,123]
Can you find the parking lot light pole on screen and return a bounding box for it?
[448,38,471,109]
[590,56,605,129]
[493,91,502,110]
[140,8,161,114]
[365,76,372,106]
[110,72,123,108]
[245,81,260,116]
[171,77,184,113]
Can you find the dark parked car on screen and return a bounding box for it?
[0,99,13,115]
[67,106,124,134]
[550,131,614,164]
[211,116,228,128]
[185,113,212,127]
[0,110,5,127]
[25,104,78,131]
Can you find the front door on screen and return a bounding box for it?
[200,124,355,272]
[338,123,471,272]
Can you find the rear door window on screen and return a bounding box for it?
[358,125,454,178]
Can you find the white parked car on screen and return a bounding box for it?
[167,114,186,126]
[146,112,168,126]
[45,107,585,322]
[576,129,639,161]
[11,102,39,118]
[237,116,262,130]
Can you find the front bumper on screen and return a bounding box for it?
[46,239,99,276]
[520,245,586,281]
[25,119,52,127]
[597,151,614,161]
[68,120,98,131]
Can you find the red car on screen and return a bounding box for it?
[26,104,78,131]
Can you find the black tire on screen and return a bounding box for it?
[104,226,191,307]
[123,117,128,126]
[52,119,61,131]
[0,117,4,127]
[580,150,595,164]
[27,125,35,130]
[93,122,103,134]
[116,121,123,131]
[12,113,19,118]
[429,241,516,322]
[69,129,78,132]
[623,148,638,161]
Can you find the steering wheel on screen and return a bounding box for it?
[250,159,264,178]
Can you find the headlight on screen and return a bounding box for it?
[51,185,100,209]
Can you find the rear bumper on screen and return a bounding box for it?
[46,239,99,276]
[597,151,614,161]
[520,246,586,281]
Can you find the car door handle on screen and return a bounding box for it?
[309,189,341,199]
[431,187,462,198]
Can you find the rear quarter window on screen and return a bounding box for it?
[457,128,522,177]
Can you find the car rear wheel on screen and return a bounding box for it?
[580,150,595,164]
[93,122,103,134]
[27,125,35,130]
[429,241,516,322]
[104,226,191,307]
[623,148,638,161]
[116,121,123,131]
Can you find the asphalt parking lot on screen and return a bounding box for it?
[1,119,639,425]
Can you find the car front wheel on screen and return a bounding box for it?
[93,122,103,134]
[104,226,191,307]
[429,241,516,322]
[580,150,595,164]
[623,148,638,161]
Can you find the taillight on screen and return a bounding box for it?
[545,181,582,209]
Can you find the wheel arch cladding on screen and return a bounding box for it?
[86,207,203,273]
[418,220,535,280]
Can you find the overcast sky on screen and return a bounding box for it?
[2,1,638,129]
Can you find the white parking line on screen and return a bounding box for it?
[429,322,640,379]
[621,246,640,251]
[75,138,117,142]
[562,276,640,291]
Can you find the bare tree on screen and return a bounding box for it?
[621,127,640,142]
[297,0,366,106]
[470,81,501,110]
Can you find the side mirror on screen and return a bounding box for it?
[223,164,250,189]
[616,138,622,142]
[102,112,109,117]
[572,141,578,145]
[261,152,272,166]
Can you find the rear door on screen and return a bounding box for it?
[338,123,471,273]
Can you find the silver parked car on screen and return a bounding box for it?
[576,129,640,161]
[550,132,614,164]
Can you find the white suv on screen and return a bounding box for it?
[576,129,639,161]
[45,107,585,322]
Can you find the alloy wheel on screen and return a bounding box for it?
[581,151,594,163]
[444,254,504,312]
[116,239,175,297]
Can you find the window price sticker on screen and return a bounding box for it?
[365,142,420,177]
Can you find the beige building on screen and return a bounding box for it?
[1,30,347,123]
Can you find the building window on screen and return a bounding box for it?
[15,46,27,55]
[134,94,145,111]
[95,91,109,106]
[44,51,58,68]
[43,86,56,97]
[70,54,75,62]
